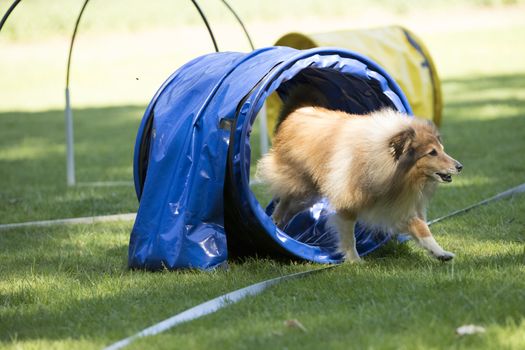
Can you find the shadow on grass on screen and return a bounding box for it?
[0,182,138,224]
[0,225,129,278]
[0,105,145,186]
[0,105,144,222]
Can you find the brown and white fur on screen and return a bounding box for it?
[257,107,462,262]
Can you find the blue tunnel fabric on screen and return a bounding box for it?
[129,46,412,270]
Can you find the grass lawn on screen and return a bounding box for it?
[1,3,525,350]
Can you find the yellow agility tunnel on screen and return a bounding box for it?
[267,26,442,135]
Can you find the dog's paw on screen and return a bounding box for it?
[344,251,363,263]
[271,216,284,229]
[273,221,287,230]
[435,251,455,262]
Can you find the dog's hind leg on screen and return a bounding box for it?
[328,211,360,262]
[406,217,455,261]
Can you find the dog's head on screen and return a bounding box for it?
[389,119,463,183]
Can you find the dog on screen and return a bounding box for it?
[256,101,462,262]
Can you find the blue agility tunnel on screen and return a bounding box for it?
[129,46,412,270]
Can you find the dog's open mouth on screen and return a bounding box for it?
[436,172,452,182]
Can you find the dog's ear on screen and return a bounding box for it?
[422,119,444,144]
[389,127,415,160]
[425,119,442,141]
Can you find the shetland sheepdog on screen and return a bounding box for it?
[257,104,462,262]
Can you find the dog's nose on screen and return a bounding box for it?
[455,162,463,172]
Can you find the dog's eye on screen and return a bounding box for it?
[429,149,438,156]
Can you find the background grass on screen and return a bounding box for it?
[1,1,525,349]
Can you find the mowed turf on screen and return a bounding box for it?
[1,14,525,350]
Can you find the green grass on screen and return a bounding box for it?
[1,4,525,350]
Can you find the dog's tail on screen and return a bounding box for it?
[255,152,274,185]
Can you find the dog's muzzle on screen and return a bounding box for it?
[436,172,452,182]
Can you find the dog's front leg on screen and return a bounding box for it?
[407,217,455,261]
[329,212,360,262]
[272,196,292,228]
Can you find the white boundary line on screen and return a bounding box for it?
[0,213,136,231]
[103,267,334,350]
[76,181,134,187]
[0,181,265,231]
[427,182,525,226]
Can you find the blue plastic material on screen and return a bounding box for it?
[129,46,412,270]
